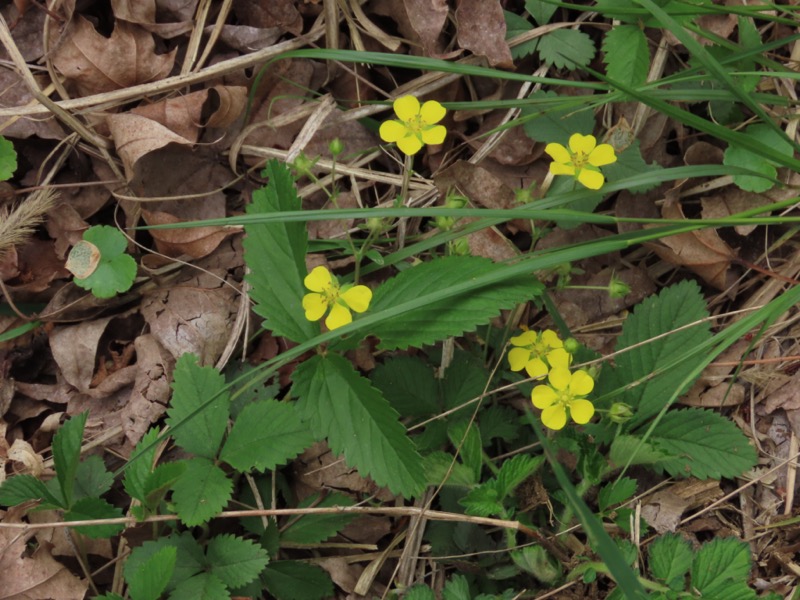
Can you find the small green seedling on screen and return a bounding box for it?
[0,135,17,181]
[66,225,136,298]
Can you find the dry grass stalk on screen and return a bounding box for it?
[0,188,58,260]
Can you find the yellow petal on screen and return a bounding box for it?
[531,385,557,409]
[569,370,595,396]
[577,168,604,190]
[547,367,571,391]
[304,266,333,292]
[524,358,549,380]
[420,100,446,124]
[393,95,420,121]
[510,331,538,346]
[421,124,446,145]
[546,348,571,370]
[569,133,596,155]
[396,134,424,156]
[508,347,532,371]
[380,120,409,143]
[544,142,571,163]
[325,303,352,330]
[341,285,372,313]
[541,405,568,430]
[540,329,563,349]
[569,399,595,424]
[302,293,328,322]
[588,143,617,167]
[549,162,576,176]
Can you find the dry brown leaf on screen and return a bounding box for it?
[130,91,209,142]
[680,380,745,408]
[763,371,800,414]
[111,0,155,23]
[0,70,64,139]
[232,0,302,35]
[647,199,737,290]
[641,489,690,533]
[121,334,174,445]
[48,317,113,393]
[207,24,282,52]
[402,0,448,55]
[206,85,248,128]
[107,113,194,180]
[455,0,513,68]
[6,438,43,476]
[52,18,176,96]
[141,209,233,259]
[45,203,88,258]
[156,0,199,21]
[0,3,45,61]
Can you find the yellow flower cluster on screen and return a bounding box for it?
[508,329,595,431]
[302,266,372,331]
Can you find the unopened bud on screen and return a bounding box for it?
[563,337,580,355]
[292,152,317,177]
[608,274,630,299]
[329,138,344,157]
[608,402,634,424]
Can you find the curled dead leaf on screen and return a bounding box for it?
[107,113,194,180]
[141,209,235,259]
[7,438,43,476]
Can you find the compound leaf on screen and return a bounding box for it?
[261,561,333,600]
[170,573,228,600]
[537,29,595,70]
[207,534,269,589]
[691,537,755,600]
[504,11,538,59]
[73,455,114,501]
[525,0,558,25]
[171,458,232,526]
[125,532,204,592]
[648,533,693,588]
[126,546,176,600]
[602,25,649,87]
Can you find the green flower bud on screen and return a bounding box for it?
[434,215,456,231]
[608,402,634,424]
[449,237,470,256]
[366,217,387,233]
[329,138,344,157]
[563,337,581,355]
[608,274,630,298]
[292,152,317,177]
[444,193,467,209]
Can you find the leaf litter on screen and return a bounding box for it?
[0,0,799,597]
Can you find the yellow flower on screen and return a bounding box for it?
[379,95,446,156]
[508,329,571,379]
[531,368,595,431]
[544,133,617,190]
[302,266,372,330]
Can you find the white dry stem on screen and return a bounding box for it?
[0,188,58,260]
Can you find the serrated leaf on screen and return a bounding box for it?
[608,435,667,468]
[650,408,757,479]
[495,454,544,497]
[220,399,314,472]
[614,280,711,427]
[723,123,793,193]
[521,91,595,144]
[65,497,124,538]
[243,159,316,343]
[166,353,229,459]
[537,29,595,70]
[127,546,176,600]
[602,140,662,193]
[0,474,64,508]
[447,421,482,483]
[460,481,505,517]
[124,428,161,503]
[691,537,755,599]
[441,349,490,411]
[504,11,538,59]
[602,25,649,86]
[370,256,541,351]
[73,455,114,501]
[170,573,229,600]
[512,546,561,583]
[479,405,520,445]
[525,0,558,25]
[648,533,693,588]
[370,355,440,417]
[171,458,232,526]
[143,462,187,510]
[293,354,425,497]
[261,561,333,600]
[280,492,356,545]
[443,574,471,600]
[0,135,17,181]
[598,477,637,512]
[207,534,269,589]
[404,585,436,600]
[125,532,204,592]
[424,452,476,487]
[52,411,87,508]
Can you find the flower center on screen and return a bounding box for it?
[323,283,340,305]
[571,151,589,169]
[406,115,425,135]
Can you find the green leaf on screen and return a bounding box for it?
[424,452,477,487]
[447,421,482,483]
[370,256,542,351]
[608,435,667,468]
[404,585,436,600]
[495,454,544,497]
[64,497,124,538]
[0,135,17,181]
[166,353,229,459]
[602,25,649,87]
[220,399,314,472]
[370,355,440,417]
[280,492,357,545]
[504,11,538,60]
[261,561,333,600]
[243,159,317,343]
[126,546,176,600]
[171,458,232,526]
[650,409,757,479]
[52,411,87,508]
[603,141,663,193]
[479,406,520,446]
[207,534,269,589]
[648,533,693,589]
[125,532,204,592]
[95,595,125,600]
[0,474,64,508]
[443,574,471,600]
[521,91,595,144]
[723,123,794,193]
[440,349,490,411]
[124,428,160,503]
[72,226,137,299]
[537,29,595,70]
[142,462,187,512]
[73,455,114,501]
[598,477,637,512]
[460,481,504,517]
[691,537,755,600]
[613,280,711,427]
[293,354,425,497]
[512,546,561,583]
[170,573,229,600]
[525,0,558,26]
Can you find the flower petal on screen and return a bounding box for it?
[420,124,446,145]
[540,329,563,349]
[577,168,604,190]
[569,399,595,424]
[396,134,424,156]
[508,347,532,371]
[541,405,568,430]
[420,100,446,124]
[302,293,328,322]
[588,143,617,167]
[524,358,549,380]
[569,133,596,155]
[304,266,333,292]
[547,367,572,391]
[549,162,576,176]
[341,285,372,313]
[393,95,420,121]
[544,142,571,163]
[568,370,595,396]
[325,302,352,330]
[379,120,409,143]
[510,331,538,346]
[546,348,572,370]
[531,385,557,409]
